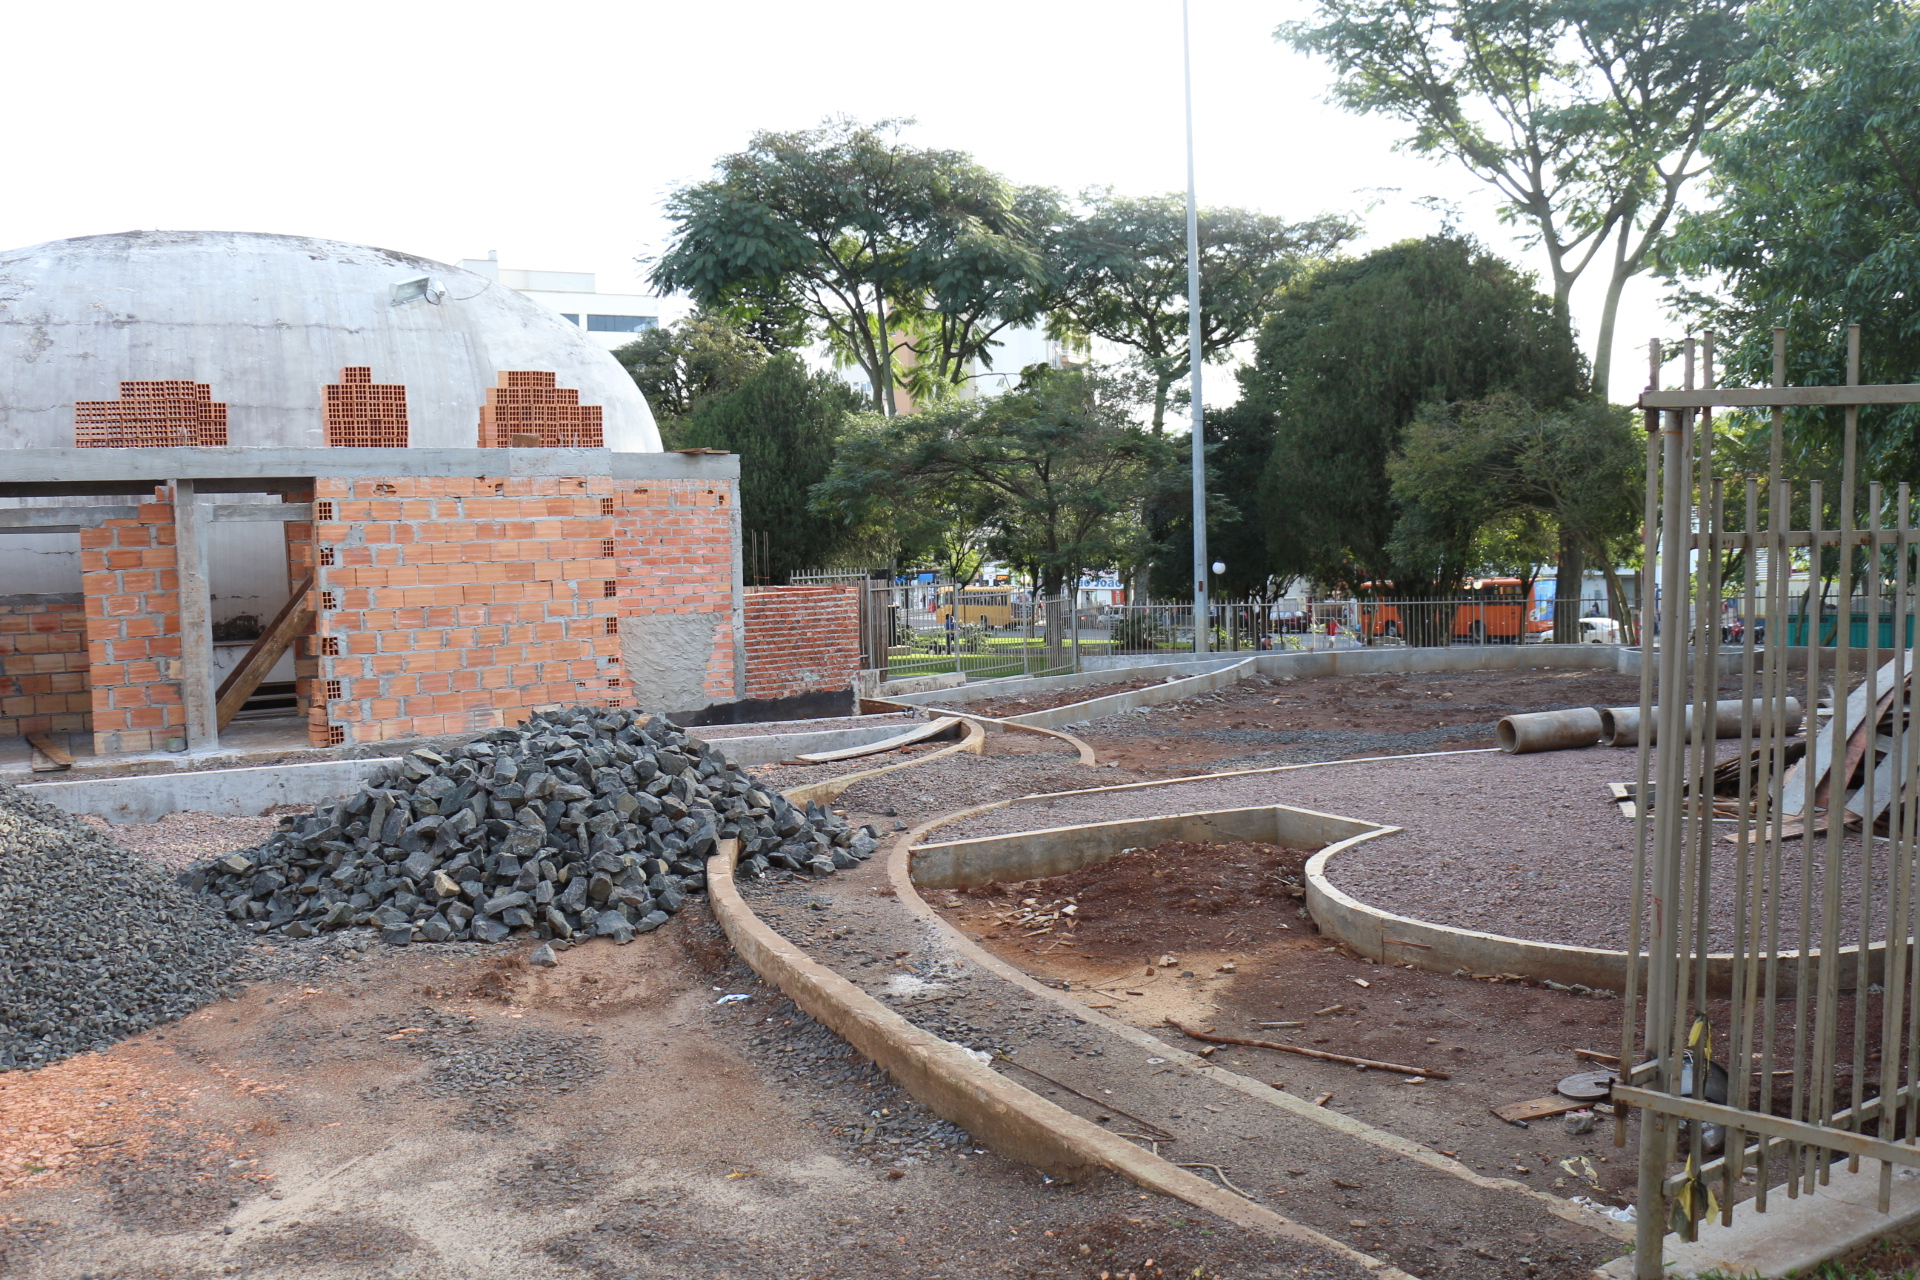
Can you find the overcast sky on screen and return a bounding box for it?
[5,0,1671,400]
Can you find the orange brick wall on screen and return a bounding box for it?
[742,585,859,701]
[612,479,740,704]
[309,476,631,746]
[0,595,92,740]
[80,493,185,755]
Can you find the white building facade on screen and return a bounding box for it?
[459,253,660,352]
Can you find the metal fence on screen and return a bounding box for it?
[1619,329,1920,1275]
[1094,594,1627,655]
[857,580,1082,682]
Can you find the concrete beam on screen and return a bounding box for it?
[1642,384,1920,410]
[0,504,141,527]
[211,503,313,522]
[0,447,739,496]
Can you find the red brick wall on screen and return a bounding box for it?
[80,493,184,755]
[742,585,859,701]
[613,480,739,703]
[0,596,91,740]
[309,476,625,746]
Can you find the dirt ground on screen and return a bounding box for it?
[1,908,1367,1280]
[1075,667,1739,777]
[930,840,1647,1214]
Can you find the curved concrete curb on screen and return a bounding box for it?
[700,838,1415,1276]
[861,696,1099,764]
[886,807,1636,1247]
[778,717,988,806]
[1305,840,1892,996]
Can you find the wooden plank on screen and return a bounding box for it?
[1781,659,1901,815]
[214,576,315,730]
[1492,1097,1588,1124]
[26,732,73,770]
[795,717,962,764]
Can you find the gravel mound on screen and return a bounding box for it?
[187,705,877,947]
[0,781,241,1072]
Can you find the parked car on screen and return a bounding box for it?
[1579,617,1623,644]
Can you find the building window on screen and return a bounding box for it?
[586,315,657,334]
[558,313,580,325]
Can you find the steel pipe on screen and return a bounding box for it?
[1496,707,1604,754]
[1600,698,1802,747]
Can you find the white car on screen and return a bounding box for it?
[1579,617,1623,644]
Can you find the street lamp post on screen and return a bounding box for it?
[1183,0,1209,656]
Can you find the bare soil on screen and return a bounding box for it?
[930,840,1645,1220]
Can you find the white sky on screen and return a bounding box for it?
[3,0,1669,401]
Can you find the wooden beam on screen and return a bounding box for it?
[214,576,315,729]
[26,733,73,771]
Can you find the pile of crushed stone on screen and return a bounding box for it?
[0,781,240,1072]
[187,705,878,947]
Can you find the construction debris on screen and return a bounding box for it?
[1167,1020,1448,1079]
[186,705,877,945]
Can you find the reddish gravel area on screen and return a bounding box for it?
[925,743,1874,953]
[956,677,1169,719]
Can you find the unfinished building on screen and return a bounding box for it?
[0,230,857,766]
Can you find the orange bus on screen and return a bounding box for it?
[1359,578,1547,643]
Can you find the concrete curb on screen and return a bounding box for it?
[1305,833,1892,996]
[888,803,1637,1248]
[689,719,937,768]
[700,841,1418,1275]
[20,755,400,825]
[859,696,1099,764]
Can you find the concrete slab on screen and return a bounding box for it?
[1597,1162,1920,1278]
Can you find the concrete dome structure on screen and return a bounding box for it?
[0,229,662,452]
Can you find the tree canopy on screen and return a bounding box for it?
[1247,234,1587,595]
[614,311,767,432]
[649,117,1053,415]
[812,368,1167,596]
[669,354,864,581]
[1280,0,1754,397]
[1048,191,1355,431]
[1665,0,1920,476]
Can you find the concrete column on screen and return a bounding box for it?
[173,479,218,751]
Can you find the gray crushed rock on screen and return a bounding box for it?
[0,780,241,1071]
[186,705,879,948]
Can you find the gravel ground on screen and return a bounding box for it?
[81,809,301,873]
[924,743,1873,953]
[689,712,921,741]
[749,732,1098,826]
[0,782,243,1072]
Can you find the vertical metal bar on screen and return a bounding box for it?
[1793,479,1824,1196]
[1810,325,1862,1187]
[1726,470,1761,1223]
[1638,363,1692,1279]
[1621,338,1664,1156]
[1853,478,1883,1181]
[173,478,217,752]
[1757,327,1792,1210]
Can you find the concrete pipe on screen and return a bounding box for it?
[1497,707,1605,754]
[1600,697,1803,747]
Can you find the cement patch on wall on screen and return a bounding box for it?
[619,612,722,713]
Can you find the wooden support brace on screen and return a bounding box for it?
[214,576,314,730]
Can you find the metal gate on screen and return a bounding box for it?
[1620,328,1920,1274]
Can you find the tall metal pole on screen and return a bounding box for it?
[1183,0,1209,654]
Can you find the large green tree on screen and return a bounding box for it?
[1390,393,1642,638]
[649,118,1053,416]
[614,310,767,433]
[670,354,864,581]
[1665,0,1920,476]
[1249,235,1586,602]
[1280,0,1754,397]
[1145,399,1291,599]
[812,368,1167,596]
[1049,191,1355,431]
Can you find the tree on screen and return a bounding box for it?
[613,311,767,434]
[650,118,1053,415]
[1049,191,1356,431]
[1249,235,1586,603]
[1280,0,1754,397]
[1665,0,1920,476]
[1390,393,1642,639]
[1146,399,1292,599]
[669,355,864,581]
[812,368,1167,597]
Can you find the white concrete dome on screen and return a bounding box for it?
[0,229,662,452]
